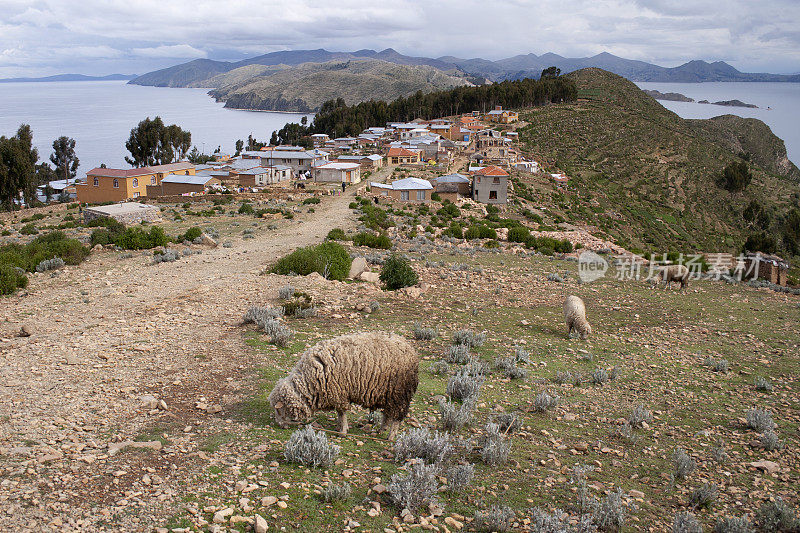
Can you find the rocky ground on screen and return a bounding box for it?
[1,190,799,532]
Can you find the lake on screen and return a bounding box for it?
[0,80,311,173]
[635,81,800,166]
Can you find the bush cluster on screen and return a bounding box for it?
[271,241,351,281]
[393,427,453,465]
[353,232,392,249]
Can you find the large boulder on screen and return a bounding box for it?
[197,233,218,247]
[348,257,368,279]
[359,271,380,283]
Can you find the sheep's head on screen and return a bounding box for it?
[268,377,310,428]
[580,322,592,340]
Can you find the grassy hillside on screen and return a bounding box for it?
[517,68,800,256]
[207,60,471,112]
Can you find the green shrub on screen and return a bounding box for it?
[302,197,321,205]
[507,226,530,243]
[430,192,441,202]
[178,226,203,243]
[238,202,255,215]
[20,223,38,235]
[380,254,418,290]
[271,241,351,281]
[464,225,497,240]
[437,203,460,219]
[443,222,463,239]
[0,264,28,295]
[353,232,392,249]
[326,228,347,241]
[113,226,168,250]
[1,232,89,276]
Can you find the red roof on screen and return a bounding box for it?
[387,147,419,157]
[475,165,509,177]
[87,162,193,178]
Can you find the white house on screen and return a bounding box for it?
[313,162,361,184]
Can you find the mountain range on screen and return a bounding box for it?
[129,48,800,87]
[0,73,136,83]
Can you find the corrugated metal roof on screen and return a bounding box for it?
[391,177,432,190]
[161,175,218,185]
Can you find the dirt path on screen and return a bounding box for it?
[0,191,358,530]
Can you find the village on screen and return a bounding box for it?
[22,102,791,288]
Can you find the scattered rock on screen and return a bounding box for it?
[254,514,268,533]
[261,496,278,507]
[750,460,780,474]
[213,508,233,524]
[18,325,32,337]
[107,440,163,456]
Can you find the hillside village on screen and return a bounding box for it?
[1,70,799,533]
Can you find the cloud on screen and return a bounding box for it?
[131,44,207,59]
[0,0,797,77]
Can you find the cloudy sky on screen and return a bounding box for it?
[1,0,799,78]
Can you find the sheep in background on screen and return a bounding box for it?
[564,295,592,340]
[659,264,690,290]
[268,332,419,440]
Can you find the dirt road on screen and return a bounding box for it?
[0,190,358,530]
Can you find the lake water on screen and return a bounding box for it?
[0,80,311,173]
[635,81,800,166]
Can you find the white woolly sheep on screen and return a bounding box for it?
[268,332,419,440]
[563,295,592,340]
[659,264,690,290]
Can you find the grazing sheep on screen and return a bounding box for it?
[268,332,419,440]
[659,264,690,290]
[564,295,592,340]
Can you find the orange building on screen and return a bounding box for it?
[77,162,195,203]
[386,147,421,165]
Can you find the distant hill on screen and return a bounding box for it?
[517,68,800,254]
[130,48,800,88]
[0,73,135,83]
[204,59,471,112]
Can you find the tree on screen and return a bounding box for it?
[42,184,55,203]
[0,124,39,210]
[187,146,214,164]
[50,136,79,184]
[718,160,752,192]
[540,66,561,79]
[235,139,244,156]
[124,117,191,167]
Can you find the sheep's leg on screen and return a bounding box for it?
[336,410,348,436]
[385,418,400,440]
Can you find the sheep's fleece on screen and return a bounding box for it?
[563,295,592,340]
[268,332,419,439]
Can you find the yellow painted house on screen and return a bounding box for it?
[77,162,195,203]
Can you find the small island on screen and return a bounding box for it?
[643,89,694,102]
[699,99,758,108]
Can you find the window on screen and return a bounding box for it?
[400,191,410,201]
[489,190,498,200]
[132,178,138,187]
[93,177,99,186]
[151,176,156,185]
[113,179,119,188]
[493,177,501,183]
[416,190,425,201]
[133,192,140,198]
[185,171,189,175]
[382,190,388,196]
